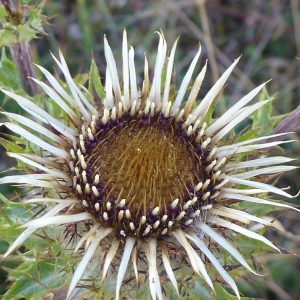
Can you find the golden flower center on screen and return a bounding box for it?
[70,113,220,239]
[90,121,197,214]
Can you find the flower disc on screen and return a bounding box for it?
[71,110,222,240]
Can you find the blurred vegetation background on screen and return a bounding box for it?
[0,0,300,299]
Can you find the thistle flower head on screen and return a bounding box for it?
[0,30,298,300]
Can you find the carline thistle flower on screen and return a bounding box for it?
[0,30,298,299]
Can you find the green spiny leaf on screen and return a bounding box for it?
[88,56,105,101]
[3,258,65,300]
[0,48,22,89]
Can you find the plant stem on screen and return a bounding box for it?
[9,40,40,96]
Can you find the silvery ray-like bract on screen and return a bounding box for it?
[0,30,298,300]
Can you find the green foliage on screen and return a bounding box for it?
[88,56,105,102]
[0,48,21,89]
[3,258,65,300]
[0,0,47,47]
[214,283,264,300]
[0,137,24,154]
[252,87,286,136]
[0,194,74,299]
[0,193,32,225]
